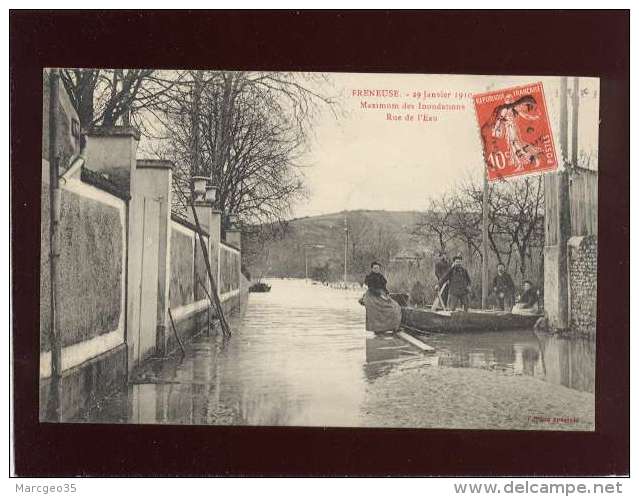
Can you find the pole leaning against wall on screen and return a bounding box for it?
[189,69,231,337]
[189,199,231,337]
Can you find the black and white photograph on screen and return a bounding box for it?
[39,69,599,431]
[10,9,630,479]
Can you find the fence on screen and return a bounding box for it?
[569,168,598,237]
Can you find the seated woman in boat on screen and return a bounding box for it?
[512,280,540,315]
[360,261,402,333]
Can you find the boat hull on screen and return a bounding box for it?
[401,307,540,333]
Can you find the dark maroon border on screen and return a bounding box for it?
[10,10,629,476]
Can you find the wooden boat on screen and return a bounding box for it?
[249,282,271,293]
[400,306,541,333]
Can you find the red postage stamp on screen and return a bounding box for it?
[474,82,558,181]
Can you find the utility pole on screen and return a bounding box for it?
[481,170,489,309]
[571,77,580,167]
[557,76,573,328]
[480,82,494,310]
[304,244,325,283]
[343,216,348,286]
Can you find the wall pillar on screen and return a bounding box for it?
[85,126,141,194]
[135,160,173,356]
[210,210,222,292]
[85,126,142,372]
[543,77,571,330]
[226,228,242,252]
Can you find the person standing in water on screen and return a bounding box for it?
[360,261,402,332]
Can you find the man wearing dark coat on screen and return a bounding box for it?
[437,255,472,311]
[492,262,516,311]
[434,251,451,307]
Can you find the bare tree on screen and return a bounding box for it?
[159,70,337,226]
[60,68,182,129]
[344,212,400,280]
[500,176,544,279]
[413,173,544,282]
[454,175,544,279]
[411,195,456,253]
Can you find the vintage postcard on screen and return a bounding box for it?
[39,69,598,432]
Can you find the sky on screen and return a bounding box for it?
[292,72,600,219]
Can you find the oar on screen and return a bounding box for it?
[431,281,448,311]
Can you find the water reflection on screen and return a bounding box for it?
[79,279,595,426]
[535,333,596,393]
[363,333,424,381]
[419,329,595,393]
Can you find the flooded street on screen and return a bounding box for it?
[80,279,595,429]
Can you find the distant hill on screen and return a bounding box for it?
[246,209,427,281]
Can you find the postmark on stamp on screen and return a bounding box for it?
[474,82,558,181]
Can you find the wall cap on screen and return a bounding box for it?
[567,236,585,249]
[170,212,209,236]
[568,235,597,249]
[220,240,240,253]
[86,125,141,141]
[192,200,214,208]
[136,159,174,170]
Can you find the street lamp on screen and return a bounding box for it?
[192,176,209,201]
[227,212,239,229]
[304,243,325,282]
[205,184,218,204]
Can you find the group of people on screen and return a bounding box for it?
[359,254,541,333]
[433,252,539,315]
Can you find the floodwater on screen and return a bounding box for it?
[79,278,595,427]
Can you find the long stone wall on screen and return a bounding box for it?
[40,165,127,380]
[169,219,196,309]
[219,242,240,296]
[40,73,248,421]
[194,237,210,301]
[568,235,597,336]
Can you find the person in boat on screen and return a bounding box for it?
[512,280,540,315]
[360,261,402,332]
[436,255,472,312]
[434,251,451,309]
[491,262,516,311]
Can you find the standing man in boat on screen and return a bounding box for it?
[492,262,516,311]
[434,251,451,309]
[437,255,472,312]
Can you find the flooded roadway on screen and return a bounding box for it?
[79,278,595,429]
